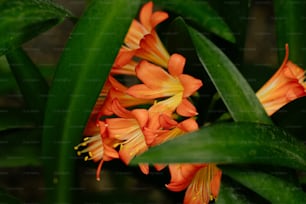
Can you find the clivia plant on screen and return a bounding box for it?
[0,0,305,203]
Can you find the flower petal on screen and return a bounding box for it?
[151,11,169,28]
[139,1,153,31]
[126,84,167,99]
[176,98,198,117]
[137,34,170,68]
[168,53,186,76]
[136,60,171,88]
[179,74,203,97]
[177,118,199,132]
[132,109,149,128]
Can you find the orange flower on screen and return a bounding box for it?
[127,54,202,116]
[124,1,170,67]
[99,76,154,116]
[111,48,138,75]
[149,114,199,146]
[105,99,149,174]
[256,44,306,115]
[74,127,119,181]
[167,164,222,204]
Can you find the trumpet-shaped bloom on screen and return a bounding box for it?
[74,129,119,181]
[105,99,149,174]
[127,54,203,119]
[256,44,306,115]
[167,164,222,204]
[124,1,170,67]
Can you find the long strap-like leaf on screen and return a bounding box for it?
[42,0,141,203]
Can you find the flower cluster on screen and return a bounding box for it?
[75,2,221,204]
[75,2,306,204]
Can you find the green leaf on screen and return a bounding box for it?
[42,0,141,203]
[6,48,49,121]
[152,0,235,42]
[0,0,72,56]
[273,1,306,67]
[217,177,266,204]
[132,122,306,171]
[223,167,306,203]
[188,26,272,124]
[0,129,41,167]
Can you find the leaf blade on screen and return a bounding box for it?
[188,26,271,124]
[42,0,141,203]
[0,0,72,56]
[132,122,306,171]
[223,167,306,203]
[6,48,49,121]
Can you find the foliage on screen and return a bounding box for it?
[0,0,305,203]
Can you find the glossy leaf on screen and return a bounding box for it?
[6,48,49,121]
[0,129,41,167]
[132,122,306,171]
[188,26,272,124]
[42,0,140,203]
[152,0,235,42]
[217,177,265,204]
[273,1,306,67]
[0,0,72,56]
[223,167,306,203]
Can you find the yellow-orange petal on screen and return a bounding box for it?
[177,118,199,132]
[183,164,222,204]
[136,60,171,88]
[106,118,139,140]
[154,163,167,171]
[111,99,133,118]
[159,114,178,129]
[132,109,149,128]
[166,164,204,192]
[176,98,198,117]
[147,94,182,130]
[179,74,203,98]
[151,11,169,28]
[113,48,135,68]
[118,130,148,165]
[139,1,153,31]
[136,33,170,68]
[126,84,166,99]
[124,20,147,49]
[168,53,186,76]
[139,163,150,175]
